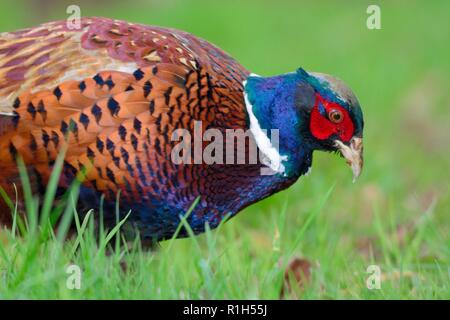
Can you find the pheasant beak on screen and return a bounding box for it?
[334,137,364,183]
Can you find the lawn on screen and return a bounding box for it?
[0,0,448,299]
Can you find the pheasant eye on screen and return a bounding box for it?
[328,109,343,123]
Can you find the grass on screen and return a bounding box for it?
[0,165,447,299]
[0,0,449,299]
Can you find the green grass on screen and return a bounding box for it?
[0,0,449,299]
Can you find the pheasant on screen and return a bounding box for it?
[0,17,364,241]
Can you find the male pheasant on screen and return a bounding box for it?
[0,18,364,241]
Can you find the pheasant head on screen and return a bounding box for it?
[244,68,364,181]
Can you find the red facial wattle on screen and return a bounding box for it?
[309,94,354,142]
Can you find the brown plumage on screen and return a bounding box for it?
[0,18,250,233]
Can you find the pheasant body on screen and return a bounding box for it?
[0,18,364,241]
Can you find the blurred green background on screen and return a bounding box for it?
[0,0,448,299]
